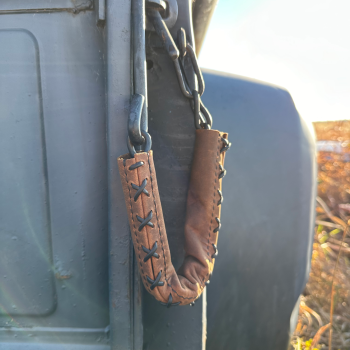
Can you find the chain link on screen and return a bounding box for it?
[146,3,213,130]
[127,1,213,157]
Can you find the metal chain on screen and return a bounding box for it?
[128,0,213,157]
[146,3,213,130]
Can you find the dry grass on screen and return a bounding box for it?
[290,121,350,350]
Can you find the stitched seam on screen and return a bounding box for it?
[208,134,221,266]
[170,288,193,300]
[147,153,193,300]
[123,160,150,289]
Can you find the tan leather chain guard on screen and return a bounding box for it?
[118,129,229,306]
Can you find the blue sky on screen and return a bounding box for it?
[199,0,350,122]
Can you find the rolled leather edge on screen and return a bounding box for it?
[117,129,228,306]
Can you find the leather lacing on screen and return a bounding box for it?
[190,137,230,306]
[212,137,230,259]
[131,180,149,201]
[146,271,164,290]
[136,211,153,230]
[142,242,159,262]
[128,136,230,307]
[160,293,180,308]
[203,136,231,294]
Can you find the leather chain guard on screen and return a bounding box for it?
[118,129,229,306]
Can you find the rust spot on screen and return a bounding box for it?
[55,272,72,280]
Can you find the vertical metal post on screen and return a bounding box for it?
[106,0,143,349]
[131,0,146,346]
[132,0,148,132]
[133,253,144,349]
[142,0,207,349]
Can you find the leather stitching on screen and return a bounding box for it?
[119,131,229,305]
[146,154,168,279]
[123,160,150,290]
[208,134,221,262]
[147,153,193,301]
